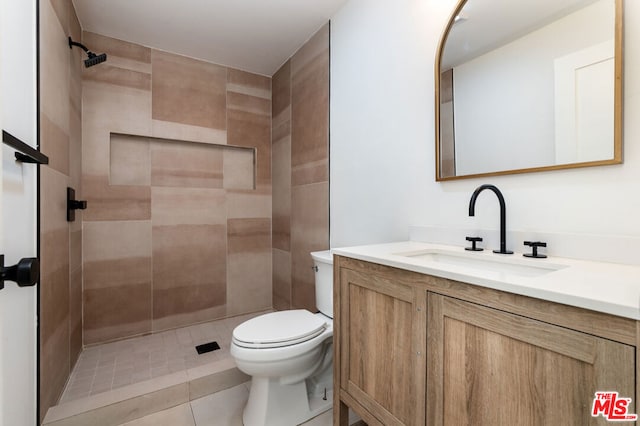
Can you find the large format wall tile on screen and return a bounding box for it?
[82,82,152,177]
[40,161,69,234]
[227,90,271,191]
[227,92,270,116]
[81,32,152,90]
[271,61,292,309]
[69,15,83,348]
[271,27,329,312]
[151,120,226,146]
[83,221,153,344]
[84,220,152,263]
[272,61,291,119]
[226,186,272,220]
[110,134,151,186]
[291,182,329,311]
[40,314,69,420]
[69,229,83,363]
[40,225,70,344]
[39,1,84,418]
[69,9,82,206]
[291,23,329,187]
[226,218,272,315]
[152,225,227,330]
[271,62,291,253]
[49,0,70,33]
[84,64,151,91]
[272,248,291,310]
[151,140,224,188]
[82,175,151,221]
[228,68,271,99]
[152,187,226,226]
[227,70,271,188]
[272,134,291,251]
[40,167,70,417]
[227,109,271,185]
[81,33,273,345]
[68,98,82,213]
[83,32,152,64]
[227,218,271,254]
[272,106,291,145]
[223,147,255,190]
[40,0,69,135]
[152,50,227,130]
[83,273,153,344]
[41,114,70,175]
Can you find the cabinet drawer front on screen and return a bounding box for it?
[427,293,636,426]
[339,268,426,425]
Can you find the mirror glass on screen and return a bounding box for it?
[436,0,622,180]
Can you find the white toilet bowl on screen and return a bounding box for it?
[230,250,334,426]
[231,310,333,426]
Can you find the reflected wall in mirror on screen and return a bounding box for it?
[435,0,623,181]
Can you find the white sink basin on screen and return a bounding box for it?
[394,249,567,278]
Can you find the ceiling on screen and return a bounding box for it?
[72,0,348,76]
[441,0,601,69]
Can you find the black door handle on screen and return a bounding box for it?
[0,254,40,290]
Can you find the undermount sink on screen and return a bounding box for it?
[394,249,567,278]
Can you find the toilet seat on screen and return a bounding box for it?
[232,310,328,349]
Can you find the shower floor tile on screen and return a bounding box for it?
[60,311,267,404]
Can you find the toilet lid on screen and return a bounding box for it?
[232,310,328,348]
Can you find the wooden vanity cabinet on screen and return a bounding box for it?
[428,293,634,426]
[333,255,639,426]
[335,266,427,426]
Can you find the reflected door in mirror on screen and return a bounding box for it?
[435,0,622,181]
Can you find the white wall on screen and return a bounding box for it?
[330,0,438,247]
[330,0,640,260]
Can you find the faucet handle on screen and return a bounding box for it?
[465,236,483,252]
[523,241,547,258]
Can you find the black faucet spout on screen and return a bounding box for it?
[469,184,513,254]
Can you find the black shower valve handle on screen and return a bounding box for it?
[67,187,87,222]
[465,236,483,252]
[69,199,87,210]
[523,241,547,258]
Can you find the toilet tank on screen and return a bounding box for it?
[310,250,333,318]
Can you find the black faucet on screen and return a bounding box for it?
[468,184,513,255]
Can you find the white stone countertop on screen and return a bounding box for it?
[332,241,640,320]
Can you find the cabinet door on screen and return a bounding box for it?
[427,293,636,426]
[338,268,426,426]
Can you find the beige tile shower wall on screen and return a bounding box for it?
[39,0,83,419]
[81,32,272,345]
[226,69,273,315]
[271,24,330,312]
[271,61,292,310]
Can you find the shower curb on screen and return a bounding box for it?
[42,358,248,426]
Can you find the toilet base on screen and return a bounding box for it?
[242,377,332,426]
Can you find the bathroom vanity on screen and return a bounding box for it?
[332,242,639,426]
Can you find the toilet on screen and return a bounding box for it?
[230,250,334,426]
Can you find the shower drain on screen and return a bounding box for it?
[195,341,221,354]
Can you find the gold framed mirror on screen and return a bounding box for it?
[435,0,623,181]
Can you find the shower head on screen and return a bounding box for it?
[85,52,107,68]
[68,37,107,68]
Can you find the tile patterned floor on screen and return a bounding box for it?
[60,312,267,403]
[119,382,359,426]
